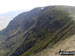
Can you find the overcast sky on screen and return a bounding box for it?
[0,0,75,14]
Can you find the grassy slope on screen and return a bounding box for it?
[20,9,75,56]
[1,6,75,56]
[33,24,75,56]
[21,21,74,56]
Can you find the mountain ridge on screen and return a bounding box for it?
[0,5,75,56]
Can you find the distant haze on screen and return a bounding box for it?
[0,10,25,30]
[0,16,13,30]
[0,0,75,14]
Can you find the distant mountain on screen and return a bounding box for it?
[0,10,26,30]
[0,6,75,56]
[0,10,26,16]
[0,16,13,30]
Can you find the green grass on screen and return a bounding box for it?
[21,19,74,56]
[6,7,75,56]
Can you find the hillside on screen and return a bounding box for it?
[0,6,75,56]
[33,34,75,56]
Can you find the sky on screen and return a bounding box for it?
[0,0,75,14]
[0,0,75,30]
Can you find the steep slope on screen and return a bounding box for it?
[19,8,75,56]
[33,32,75,56]
[0,6,75,56]
[0,7,43,56]
[0,7,42,40]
